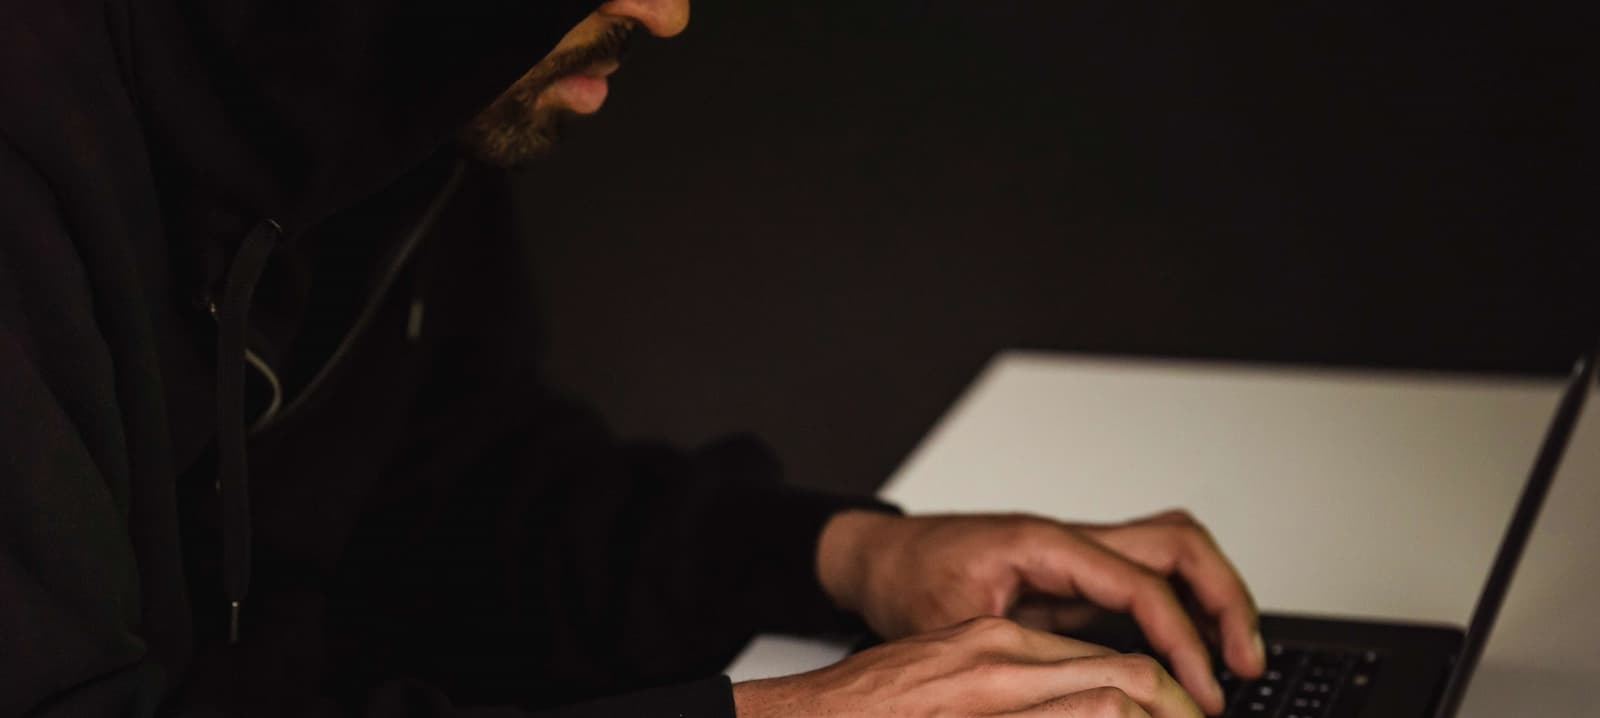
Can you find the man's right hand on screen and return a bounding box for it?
[732,616,1203,718]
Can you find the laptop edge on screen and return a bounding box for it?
[1427,346,1596,717]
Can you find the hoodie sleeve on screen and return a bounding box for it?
[338,388,897,711]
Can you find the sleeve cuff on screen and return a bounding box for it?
[693,435,902,636]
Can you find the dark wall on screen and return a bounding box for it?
[514,1,1596,496]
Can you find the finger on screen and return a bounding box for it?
[1086,515,1265,678]
[1014,529,1224,714]
[1002,687,1155,717]
[1010,596,1106,634]
[1050,602,1110,634]
[1172,526,1262,680]
[1147,511,1262,679]
[1011,597,1060,632]
[1005,656,1202,718]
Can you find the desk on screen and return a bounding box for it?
[727,351,1600,717]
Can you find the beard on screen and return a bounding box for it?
[460,20,638,168]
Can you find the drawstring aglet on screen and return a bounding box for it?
[228,600,242,644]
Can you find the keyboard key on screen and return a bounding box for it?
[1305,663,1339,680]
[1328,653,1382,718]
[1267,645,1305,671]
[1290,696,1324,710]
[1221,641,1380,718]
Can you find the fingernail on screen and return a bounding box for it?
[1252,630,1266,667]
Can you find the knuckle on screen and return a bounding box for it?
[1159,508,1197,525]
[959,615,1018,641]
[1172,527,1208,563]
[1118,653,1168,698]
[1003,516,1054,550]
[1180,519,1216,549]
[1082,686,1134,717]
[1169,509,1220,547]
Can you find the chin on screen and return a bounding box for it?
[459,109,567,168]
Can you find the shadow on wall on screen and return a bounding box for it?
[512,0,1598,496]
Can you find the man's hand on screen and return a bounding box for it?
[815,510,1265,715]
[734,616,1202,718]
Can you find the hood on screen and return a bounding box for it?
[118,0,603,643]
[131,0,598,241]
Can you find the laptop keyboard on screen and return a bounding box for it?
[1219,642,1382,718]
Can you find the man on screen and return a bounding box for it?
[0,0,1263,716]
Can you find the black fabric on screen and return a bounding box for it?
[0,1,895,717]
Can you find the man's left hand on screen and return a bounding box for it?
[816,510,1266,713]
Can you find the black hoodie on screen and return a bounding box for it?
[0,1,888,715]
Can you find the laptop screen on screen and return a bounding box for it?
[1431,347,1596,718]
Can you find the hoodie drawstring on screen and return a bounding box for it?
[258,159,465,431]
[208,158,465,645]
[215,218,282,644]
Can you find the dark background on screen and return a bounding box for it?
[512,1,1595,497]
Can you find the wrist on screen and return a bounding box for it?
[732,676,800,718]
[815,509,900,614]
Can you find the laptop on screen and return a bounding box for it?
[1071,347,1597,718]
